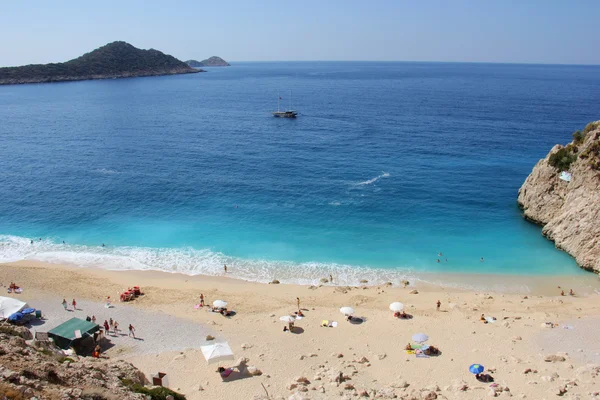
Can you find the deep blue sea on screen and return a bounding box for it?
[1,62,599,285]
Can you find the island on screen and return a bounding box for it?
[518,121,600,274]
[185,56,230,67]
[0,41,202,85]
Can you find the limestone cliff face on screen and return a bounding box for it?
[517,122,600,273]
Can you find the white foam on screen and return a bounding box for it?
[94,168,120,175]
[355,172,390,186]
[0,234,415,287]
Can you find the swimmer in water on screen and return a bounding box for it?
[480,257,484,262]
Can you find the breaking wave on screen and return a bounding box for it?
[355,172,390,186]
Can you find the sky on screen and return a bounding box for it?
[1,1,599,66]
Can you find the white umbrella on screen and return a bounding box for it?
[412,333,429,343]
[213,300,228,309]
[279,315,296,323]
[389,302,404,312]
[200,342,235,364]
[340,306,355,316]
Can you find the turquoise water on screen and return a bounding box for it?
[1,62,599,285]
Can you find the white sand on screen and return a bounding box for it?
[3,260,600,400]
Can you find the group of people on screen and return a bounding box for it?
[559,288,575,296]
[62,298,77,311]
[7,282,21,293]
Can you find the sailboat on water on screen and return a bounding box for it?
[272,91,298,118]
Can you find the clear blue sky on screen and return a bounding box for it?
[1,0,599,66]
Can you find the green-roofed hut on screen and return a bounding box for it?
[48,317,100,350]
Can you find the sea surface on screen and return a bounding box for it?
[1,62,600,287]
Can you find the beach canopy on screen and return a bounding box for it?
[213,300,228,309]
[0,296,27,319]
[340,307,355,316]
[469,364,484,374]
[412,333,429,343]
[200,342,235,364]
[48,317,100,349]
[279,315,295,323]
[389,302,404,312]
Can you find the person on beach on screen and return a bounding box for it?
[109,318,114,332]
[30,240,33,245]
[62,299,68,311]
[224,265,228,274]
[296,297,300,311]
[480,314,487,323]
[569,289,575,296]
[329,274,333,284]
[561,290,565,296]
[128,324,136,338]
[91,315,96,324]
[114,321,119,334]
[103,320,110,332]
[105,296,111,308]
[200,293,205,306]
[72,299,77,311]
[436,300,441,311]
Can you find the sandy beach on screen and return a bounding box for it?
[2,260,600,400]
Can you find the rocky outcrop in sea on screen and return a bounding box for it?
[518,121,600,273]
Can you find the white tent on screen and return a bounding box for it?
[0,296,27,319]
[200,342,235,364]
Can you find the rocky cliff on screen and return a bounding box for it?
[518,121,600,273]
[0,325,184,400]
[0,41,200,85]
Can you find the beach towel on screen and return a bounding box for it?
[295,315,303,320]
[562,325,574,330]
[416,353,430,358]
[321,320,329,327]
[485,316,496,323]
[221,368,234,378]
[331,321,338,327]
[194,304,201,309]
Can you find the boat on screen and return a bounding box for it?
[272,91,298,118]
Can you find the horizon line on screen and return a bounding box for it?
[221,60,600,67]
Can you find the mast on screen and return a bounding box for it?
[277,91,280,112]
[289,90,292,111]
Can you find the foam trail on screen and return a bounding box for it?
[355,172,390,186]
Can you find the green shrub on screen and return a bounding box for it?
[572,130,584,144]
[548,147,576,171]
[583,121,599,135]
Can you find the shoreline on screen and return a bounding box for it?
[3,260,600,399]
[2,257,599,296]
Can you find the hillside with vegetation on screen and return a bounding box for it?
[0,41,200,85]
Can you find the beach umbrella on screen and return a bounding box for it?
[412,333,429,343]
[340,307,355,316]
[21,308,36,315]
[389,302,404,312]
[279,315,296,323]
[213,300,228,309]
[469,364,484,374]
[200,342,235,364]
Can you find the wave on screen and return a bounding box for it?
[0,234,415,287]
[94,168,120,175]
[355,172,390,186]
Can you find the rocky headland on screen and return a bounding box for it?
[0,324,186,400]
[185,56,229,67]
[0,41,201,85]
[518,121,600,274]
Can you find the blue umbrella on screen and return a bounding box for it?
[469,364,484,374]
[21,308,36,314]
[8,312,24,322]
